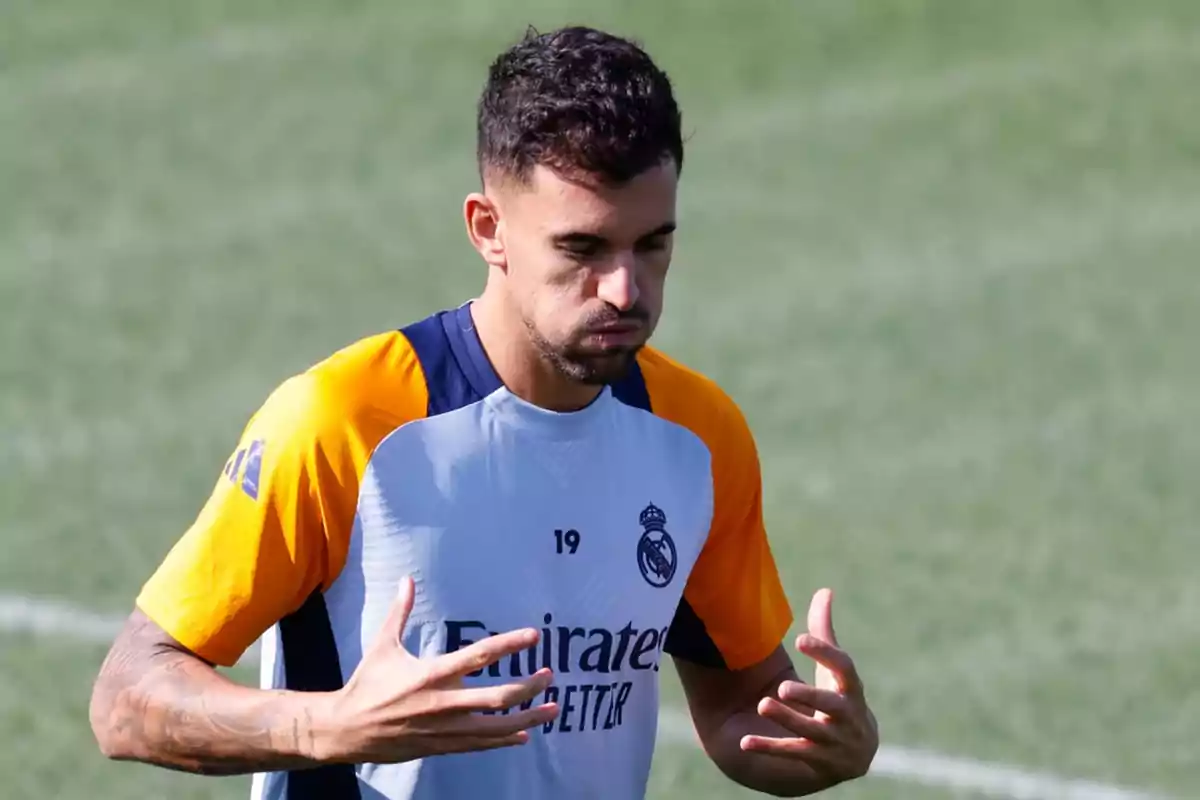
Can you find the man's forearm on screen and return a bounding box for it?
[90,614,334,775]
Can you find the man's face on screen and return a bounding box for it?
[494,161,677,385]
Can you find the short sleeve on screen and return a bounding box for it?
[136,375,356,667]
[638,351,794,670]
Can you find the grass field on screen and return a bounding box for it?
[3,1,1200,798]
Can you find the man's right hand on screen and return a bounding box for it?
[316,576,559,764]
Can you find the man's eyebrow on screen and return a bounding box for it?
[550,222,675,247]
[551,231,607,246]
[639,222,676,239]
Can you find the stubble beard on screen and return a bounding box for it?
[525,321,643,386]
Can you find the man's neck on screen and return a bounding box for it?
[468,293,603,413]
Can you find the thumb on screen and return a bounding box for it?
[807,587,838,646]
[373,575,416,655]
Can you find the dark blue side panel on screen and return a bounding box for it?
[279,592,361,799]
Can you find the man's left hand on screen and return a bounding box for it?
[738,588,879,787]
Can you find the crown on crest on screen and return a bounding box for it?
[640,503,667,528]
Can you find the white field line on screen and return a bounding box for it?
[0,593,1171,800]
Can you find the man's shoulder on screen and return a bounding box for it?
[307,328,427,398]
[636,346,743,416]
[250,328,431,449]
[635,346,753,444]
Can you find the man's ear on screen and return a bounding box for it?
[464,192,507,270]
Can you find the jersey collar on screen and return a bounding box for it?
[443,301,504,400]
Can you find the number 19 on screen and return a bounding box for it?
[555,528,581,555]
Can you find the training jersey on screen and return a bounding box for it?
[136,302,793,800]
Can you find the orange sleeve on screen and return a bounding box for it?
[136,333,427,667]
[640,350,794,670]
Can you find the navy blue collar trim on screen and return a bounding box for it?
[442,303,503,400]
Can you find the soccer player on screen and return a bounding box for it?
[89,25,878,799]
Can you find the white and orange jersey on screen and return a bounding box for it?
[137,302,793,800]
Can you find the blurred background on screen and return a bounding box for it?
[3,1,1198,798]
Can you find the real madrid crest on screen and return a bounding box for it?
[636,502,677,588]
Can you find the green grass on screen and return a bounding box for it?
[3,1,1199,797]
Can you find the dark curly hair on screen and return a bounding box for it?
[477,26,684,185]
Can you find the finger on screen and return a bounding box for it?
[438,669,555,714]
[776,681,853,719]
[739,735,842,769]
[757,698,841,745]
[443,702,560,738]
[776,697,815,717]
[428,629,542,682]
[806,587,837,646]
[435,730,535,755]
[371,576,416,656]
[372,730,537,762]
[796,634,863,698]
